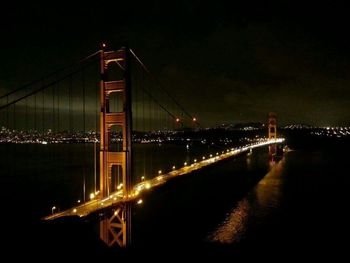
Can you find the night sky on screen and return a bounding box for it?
[1,1,350,126]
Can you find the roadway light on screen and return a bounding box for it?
[158,170,162,175]
[51,206,56,215]
[172,166,176,170]
[90,193,95,200]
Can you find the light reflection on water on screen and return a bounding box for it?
[208,156,286,244]
[209,198,250,243]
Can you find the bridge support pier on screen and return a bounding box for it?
[99,202,132,247]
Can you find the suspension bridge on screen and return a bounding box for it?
[0,45,284,248]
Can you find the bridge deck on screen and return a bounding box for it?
[44,138,284,221]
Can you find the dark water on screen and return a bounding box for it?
[0,138,349,260]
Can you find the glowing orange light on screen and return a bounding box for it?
[176,118,180,122]
[192,117,197,122]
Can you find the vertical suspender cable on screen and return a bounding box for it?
[42,89,45,133]
[57,77,60,132]
[52,83,55,133]
[13,101,15,132]
[25,85,28,173]
[25,87,28,132]
[82,69,86,202]
[13,102,16,174]
[142,67,145,180]
[6,95,9,178]
[33,92,37,185]
[69,76,72,133]
[34,93,37,132]
[6,96,9,129]
[150,82,154,177]
[94,63,98,193]
[68,75,73,205]
[56,76,60,204]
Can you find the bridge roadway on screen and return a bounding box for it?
[44,138,284,221]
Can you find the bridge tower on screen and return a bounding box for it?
[268,112,277,160]
[99,46,132,247]
[268,112,277,139]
